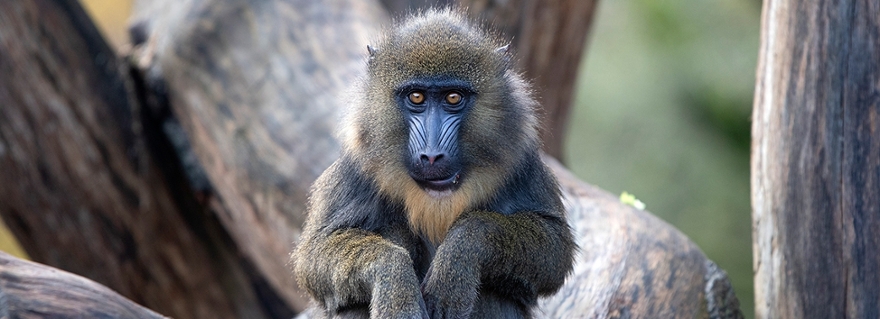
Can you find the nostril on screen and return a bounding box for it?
[419,153,444,165]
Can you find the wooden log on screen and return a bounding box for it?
[129,0,389,312]
[0,1,296,318]
[751,0,880,317]
[0,252,166,319]
[540,157,742,318]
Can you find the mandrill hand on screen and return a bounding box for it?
[421,263,480,319]
[370,271,429,319]
[420,219,485,319]
[364,246,431,319]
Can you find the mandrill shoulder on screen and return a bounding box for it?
[480,151,565,218]
[308,155,407,234]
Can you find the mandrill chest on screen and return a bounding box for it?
[401,179,472,245]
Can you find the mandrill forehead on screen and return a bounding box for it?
[368,10,509,89]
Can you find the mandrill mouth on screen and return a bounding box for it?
[414,171,461,192]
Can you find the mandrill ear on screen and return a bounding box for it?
[495,44,512,64]
[367,45,379,61]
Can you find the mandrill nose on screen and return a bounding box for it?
[419,152,445,165]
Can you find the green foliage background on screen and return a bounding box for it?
[565,0,760,317]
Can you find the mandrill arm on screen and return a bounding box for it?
[421,156,576,319]
[422,211,575,318]
[294,229,427,318]
[292,160,428,319]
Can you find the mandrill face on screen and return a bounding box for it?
[397,75,475,194]
[352,9,539,211]
[336,9,546,243]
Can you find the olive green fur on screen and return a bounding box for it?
[291,9,575,319]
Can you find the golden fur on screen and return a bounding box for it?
[372,163,507,243]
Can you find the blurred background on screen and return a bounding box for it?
[1,0,759,317]
[565,0,758,316]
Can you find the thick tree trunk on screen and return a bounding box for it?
[0,1,300,318]
[751,0,880,318]
[128,0,388,312]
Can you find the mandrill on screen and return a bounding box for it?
[291,9,575,319]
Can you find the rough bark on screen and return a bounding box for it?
[0,252,166,319]
[0,1,298,318]
[751,0,880,318]
[129,0,388,312]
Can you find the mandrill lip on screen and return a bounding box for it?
[414,171,461,191]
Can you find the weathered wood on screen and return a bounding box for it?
[751,0,880,317]
[0,252,166,319]
[0,1,294,318]
[461,0,598,160]
[129,0,389,312]
[540,157,742,318]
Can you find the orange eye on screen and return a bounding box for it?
[408,92,425,104]
[445,92,462,104]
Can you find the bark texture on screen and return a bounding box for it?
[0,1,305,318]
[129,0,388,312]
[751,0,880,318]
[0,252,167,319]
